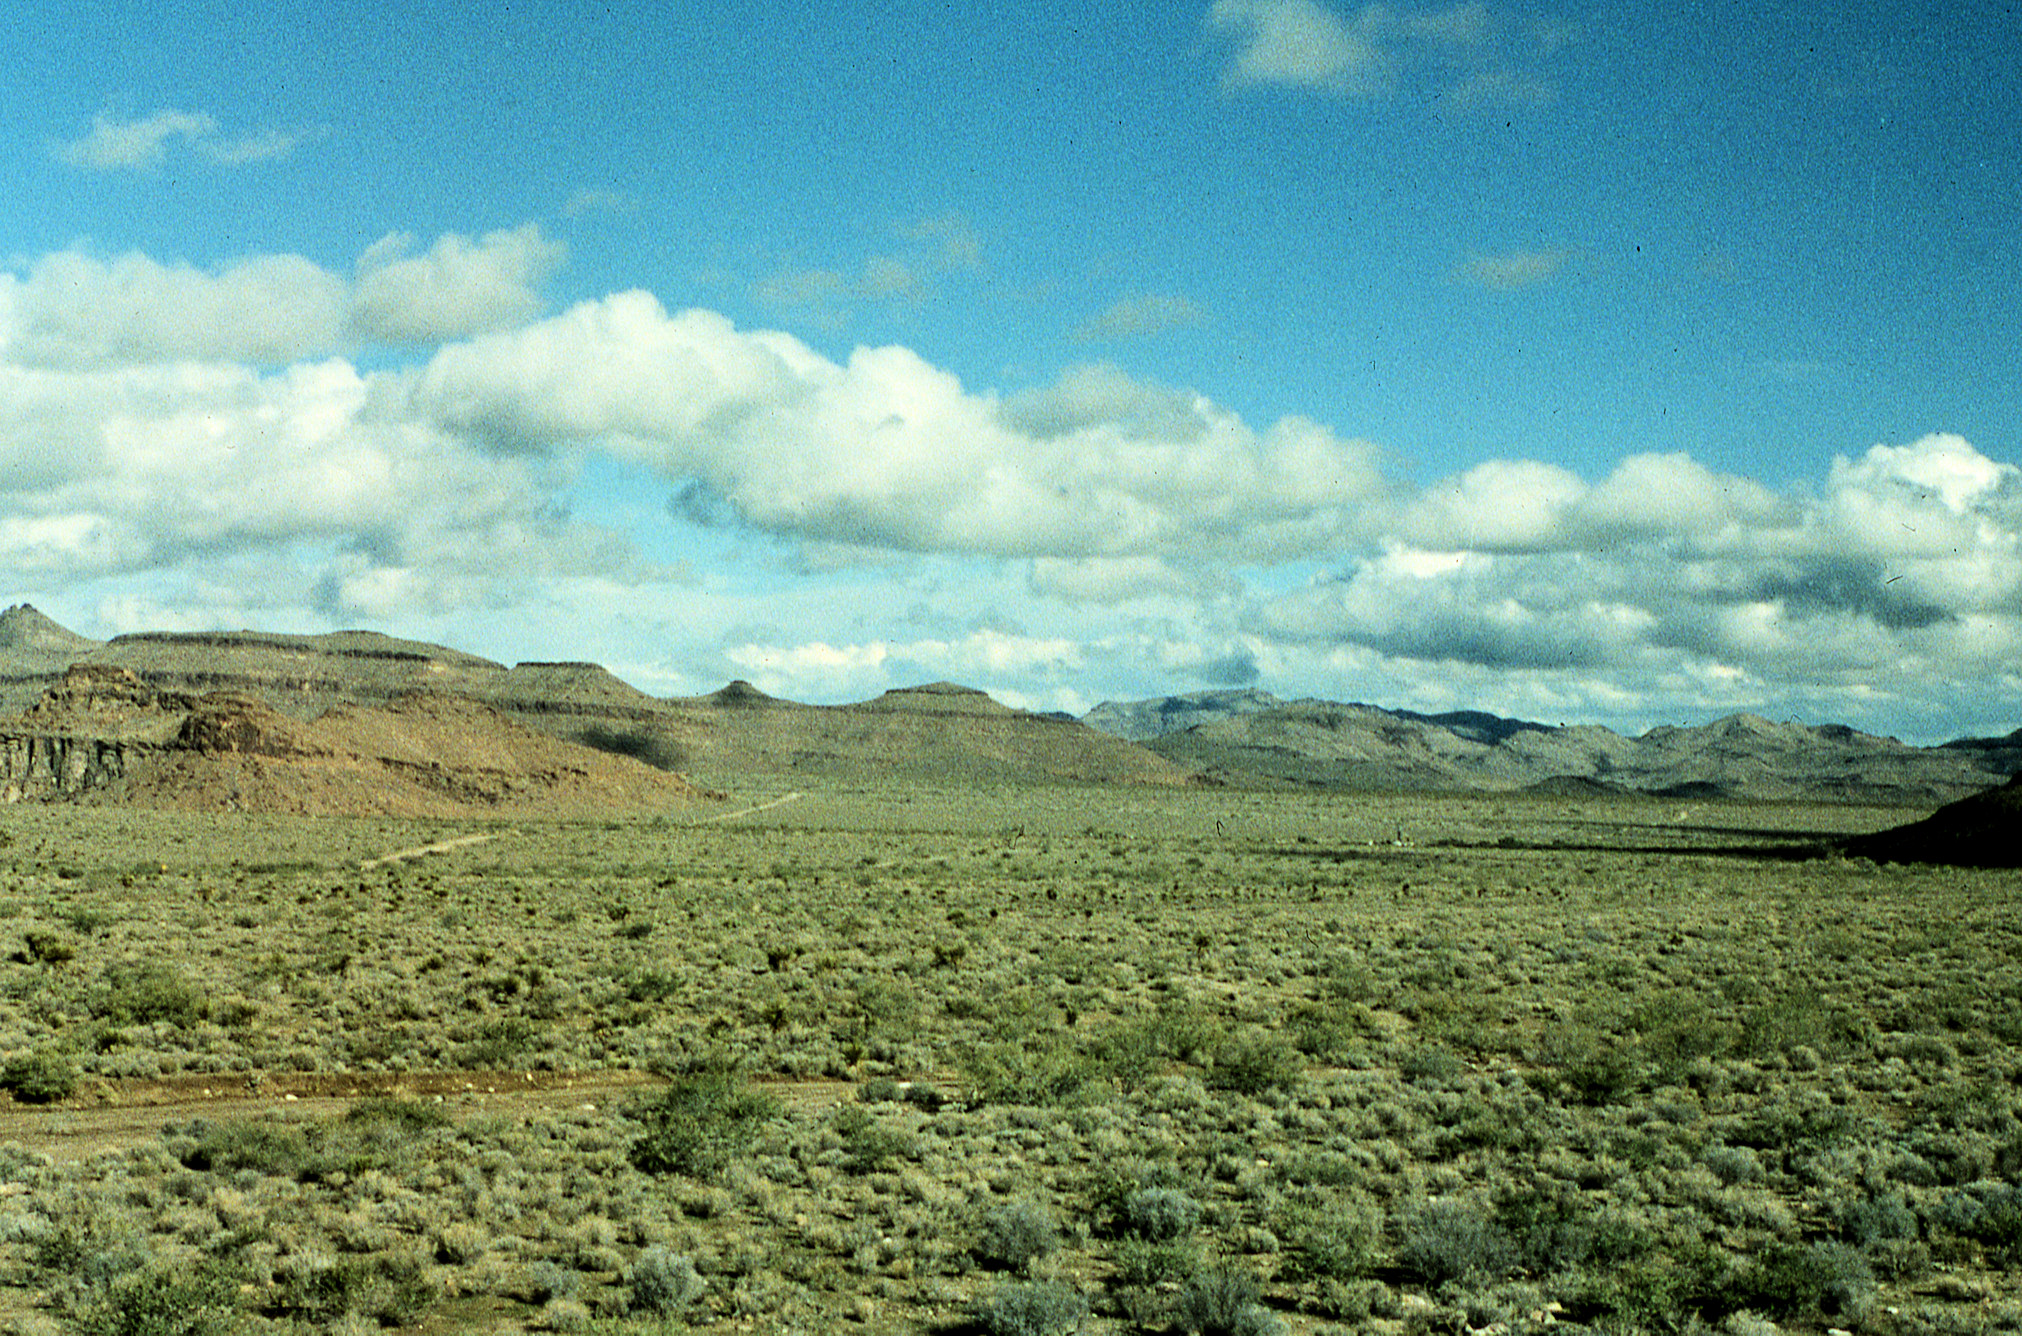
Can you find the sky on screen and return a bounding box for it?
[3,0,2021,743]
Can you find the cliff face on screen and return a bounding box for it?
[0,733,140,800]
[0,663,710,816]
[0,664,168,800]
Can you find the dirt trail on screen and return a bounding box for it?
[693,791,804,823]
[359,832,501,869]
[0,1069,875,1164]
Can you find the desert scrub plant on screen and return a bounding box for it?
[93,961,207,1027]
[1174,1264,1285,1336]
[833,1103,918,1173]
[1120,1186,1202,1243]
[1729,1238,1876,1320]
[1272,1191,1381,1282]
[1205,1027,1303,1095]
[73,1256,242,1336]
[626,1245,706,1317]
[958,1037,1090,1107]
[628,1060,781,1179]
[274,1248,434,1326]
[0,1047,77,1103]
[975,1280,1088,1336]
[1397,1198,1518,1288]
[976,1198,1060,1272]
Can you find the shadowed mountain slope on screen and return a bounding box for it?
[1840,773,2022,867]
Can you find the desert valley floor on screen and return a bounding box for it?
[0,783,2014,1335]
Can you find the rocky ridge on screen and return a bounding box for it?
[0,607,1197,796]
[1089,690,2008,805]
[0,662,708,817]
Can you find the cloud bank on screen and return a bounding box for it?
[1,230,2017,738]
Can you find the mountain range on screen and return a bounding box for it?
[0,604,2011,814]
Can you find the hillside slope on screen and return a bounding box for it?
[0,664,710,817]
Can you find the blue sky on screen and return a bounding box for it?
[4,0,2021,743]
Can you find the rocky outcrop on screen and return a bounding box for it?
[0,734,142,800]
[0,662,713,816]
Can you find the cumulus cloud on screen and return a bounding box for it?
[351,225,565,344]
[1261,434,2022,715]
[409,293,1392,561]
[1,251,350,368]
[53,109,304,170]
[0,227,562,369]
[1209,0,1392,96]
[2,230,2018,736]
[752,215,984,325]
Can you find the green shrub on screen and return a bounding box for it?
[627,1245,704,1317]
[834,1103,917,1173]
[977,1199,1060,1271]
[1206,1028,1302,1095]
[1,1048,77,1103]
[344,1093,452,1131]
[959,1038,1090,1107]
[1398,1199,1517,1287]
[1274,1193,1380,1281]
[1738,988,1869,1061]
[275,1250,432,1325]
[93,961,206,1027]
[1839,1190,1918,1247]
[455,1016,540,1066]
[1495,1184,1650,1273]
[1931,1183,2022,1265]
[74,1259,240,1336]
[1397,1044,1467,1084]
[1731,1238,1874,1319]
[1122,1186,1202,1243]
[629,1063,780,1179]
[1175,1265,1283,1336]
[176,1119,314,1178]
[1113,1238,1199,1287]
[975,1280,1087,1336]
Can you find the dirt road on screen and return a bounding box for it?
[0,1068,873,1163]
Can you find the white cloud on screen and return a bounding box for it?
[351,224,565,344]
[1210,2,1562,107]
[1261,434,2022,717]
[1209,0,1391,96]
[1,251,350,368]
[53,109,303,170]
[2,233,2018,739]
[904,213,984,271]
[751,217,982,325]
[409,293,1392,561]
[1074,294,1207,342]
[0,227,563,369]
[1029,555,1241,605]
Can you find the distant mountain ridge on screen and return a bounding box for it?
[0,605,2011,804]
[0,606,1194,792]
[1085,690,2008,805]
